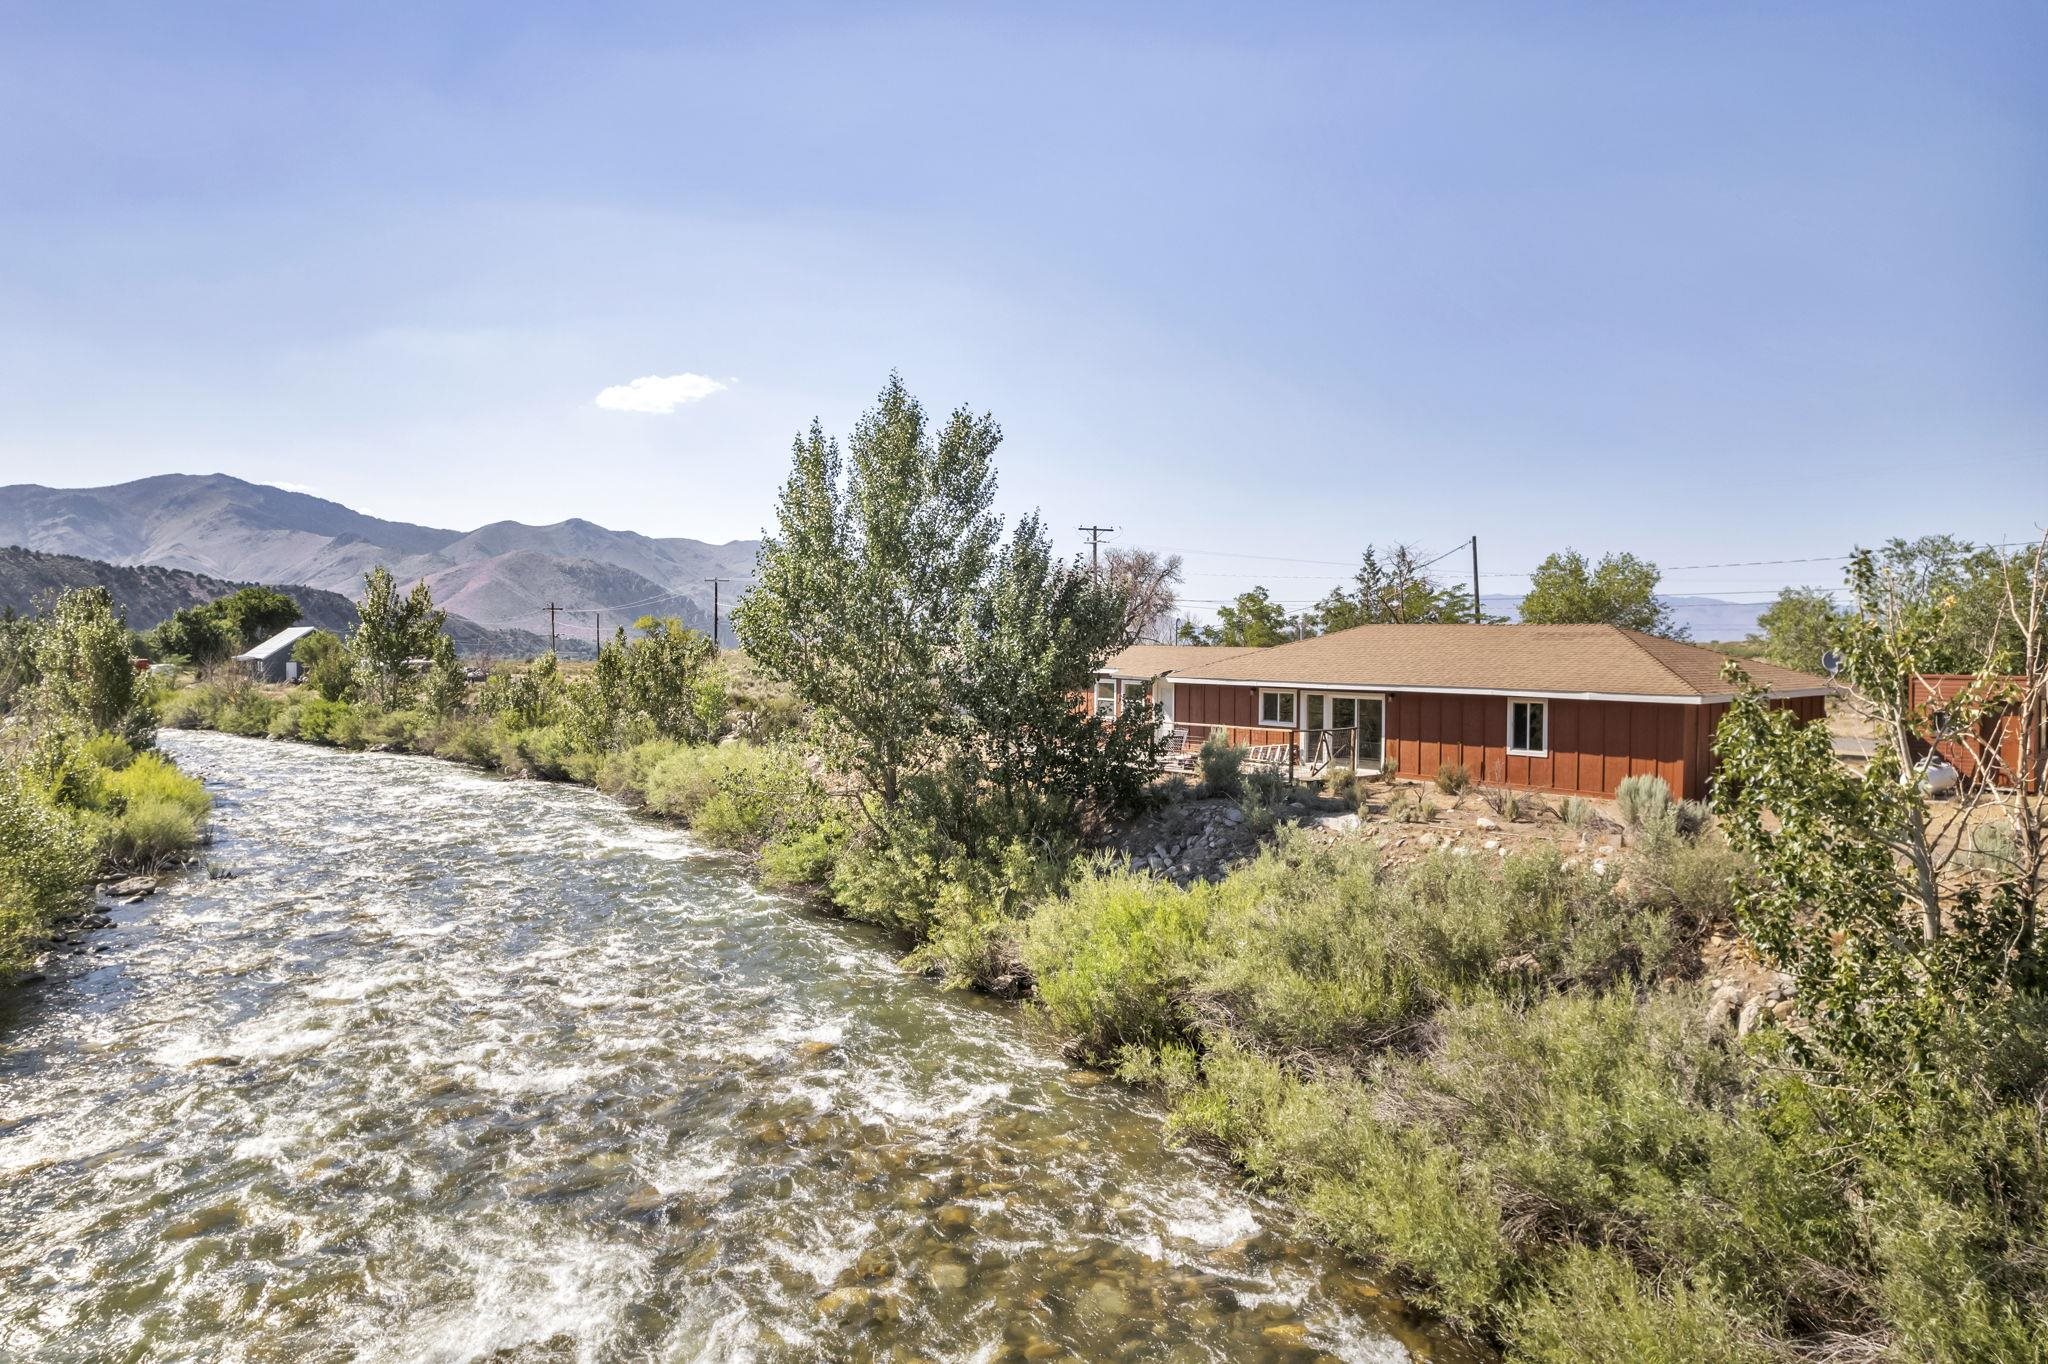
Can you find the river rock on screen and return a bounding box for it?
[926,1261,968,1291]
[933,1204,973,1233]
[1704,983,1744,1032]
[1260,1323,1311,1350]
[1473,817,1499,831]
[816,1286,872,1317]
[100,876,157,900]
[794,1040,837,1060]
[1737,995,1768,1037]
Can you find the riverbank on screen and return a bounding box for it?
[0,733,211,980]
[156,681,2048,1363]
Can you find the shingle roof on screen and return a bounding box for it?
[1100,625,1828,700]
[234,626,319,661]
[1099,644,1262,678]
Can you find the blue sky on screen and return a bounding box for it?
[1,1,2041,617]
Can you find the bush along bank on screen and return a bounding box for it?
[2,588,212,979]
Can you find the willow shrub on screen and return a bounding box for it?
[0,762,97,974]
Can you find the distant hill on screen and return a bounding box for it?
[0,545,562,658]
[1481,593,1766,641]
[0,473,757,644]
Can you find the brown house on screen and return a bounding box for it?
[1095,625,1830,800]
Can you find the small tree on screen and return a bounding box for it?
[32,587,137,735]
[1519,549,1679,637]
[292,629,355,702]
[1756,586,1845,674]
[350,567,446,708]
[146,603,237,668]
[952,515,1160,825]
[625,615,720,741]
[214,586,302,652]
[733,374,1000,807]
[1314,544,1496,632]
[1186,586,1293,647]
[421,634,468,717]
[1714,534,2047,1084]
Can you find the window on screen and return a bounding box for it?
[1094,679,1117,717]
[1259,690,1296,726]
[1509,699,1547,756]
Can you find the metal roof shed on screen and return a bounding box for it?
[234,626,319,683]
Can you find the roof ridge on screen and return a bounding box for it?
[1613,627,1717,697]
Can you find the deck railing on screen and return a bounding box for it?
[1159,723,1380,782]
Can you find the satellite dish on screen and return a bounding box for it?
[1821,650,1843,676]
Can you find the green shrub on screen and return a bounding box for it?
[426,716,499,767]
[0,763,95,973]
[1436,762,1471,795]
[1387,786,1436,823]
[1479,785,1524,821]
[1508,1247,1776,1364]
[1673,798,1714,841]
[1615,773,1674,832]
[104,798,205,868]
[509,724,593,781]
[294,696,355,745]
[1561,796,1594,830]
[103,753,210,824]
[1197,731,1245,796]
[760,811,849,888]
[1022,865,1211,1059]
[1966,822,2018,875]
[1321,766,1356,802]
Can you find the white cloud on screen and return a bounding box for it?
[593,372,729,414]
[272,481,322,495]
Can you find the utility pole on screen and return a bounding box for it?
[595,612,601,652]
[1469,537,1482,625]
[545,603,559,654]
[707,578,731,650]
[1077,525,1116,576]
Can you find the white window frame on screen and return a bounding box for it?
[1507,699,1548,757]
[1258,689,1297,727]
[1094,679,1117,717]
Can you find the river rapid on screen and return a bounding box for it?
[1,732,1471,1363]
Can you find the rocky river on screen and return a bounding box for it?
[0,731,1476,1363]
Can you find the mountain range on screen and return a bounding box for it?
[0,473,759,648]
[1479,594,1769,642]
[0,545,569,657]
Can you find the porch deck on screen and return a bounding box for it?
[1160,722,1383,779]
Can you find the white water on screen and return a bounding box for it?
[0,732,1460,1363]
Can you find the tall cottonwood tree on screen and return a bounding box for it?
[1519,549,1679,636]
[734,374,1001,807]
[351,567,447,707]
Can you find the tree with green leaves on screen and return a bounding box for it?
[733,374,1001,807]
[1184,586,1293,647]
[291,629,354,702]
[1518,549,1679,636]
[32,587,138,736]
[145,603,237,667]
[350,567,446,707]
[952,514,1159,822]
[214,586,302,652]
[625,615,721,742]
[1755,586,1844,674]
[1864,535,2031,673]
[1313,543,1495,632]
[1714,536,2046,1087]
